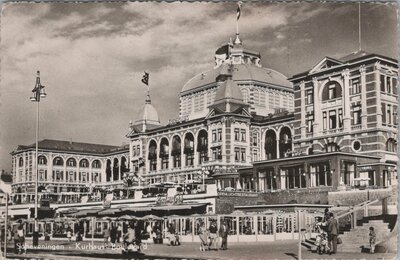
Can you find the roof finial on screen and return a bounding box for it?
[145,89,151,104]
[235,2,242,45]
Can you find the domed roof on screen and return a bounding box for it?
[181,63,291,94]
[134,94,161,126]
[138,103,160,124]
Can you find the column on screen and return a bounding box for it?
[360,66,368,129]
[312,78,321,136]
[119,158,122,180]
[276,138,280,159]
[342,69,351,131]
[375,63,383,126]
[300,82,306,139]
[168,145,173,170]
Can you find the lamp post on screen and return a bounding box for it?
[30,71,47,246]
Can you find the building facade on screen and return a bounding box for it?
[241,51,398,193]
[10,140,129,205]
[127,35,295,191]
[8,36,398,219]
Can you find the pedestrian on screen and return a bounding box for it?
[66,226,73,242]
[198,220,209,251]
[219,220,230,250]
[123,223,136,247]
[110,224,117,247]
[327,212,338,255]
[17,224,25,254]
[13,227,19,254]
[208,220,218,250]
[167,222,176,246]
[369,227,376,254]
[117,224,122,243]
[103,227,110,248]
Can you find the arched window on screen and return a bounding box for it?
[148,140,157,171]
[265,130,277,160]
[322,82,342,101]
[92,160,101,169]
[113,158,119,181]
[18,157,24,167]
[160,138,169,170]
[121,157,128,174]
[184,133,195,166]
[79,159,89,168]
[53,157,64,166]
[197,130,208,164]
[171,136,181,168]
[386,138,397,153]
[66,158,77,167]
[106,159,112,181]
[38,156,47,165]
[279,127,292,158]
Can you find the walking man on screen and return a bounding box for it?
[327,212,338,254]
[219,220,230,250]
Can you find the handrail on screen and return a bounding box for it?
[336,195,390,221]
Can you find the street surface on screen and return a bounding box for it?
[3,240,396,259]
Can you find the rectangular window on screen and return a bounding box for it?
[387,77,392,93]
[338,108,343,128]
[234,147,240,162]
[251,132,258,146]
[212,147,222,161]
[234,129,240,141]
[393,105,397,125]
[240,148,246,162]
[217,129,222,141]
[380,75,386,92]
[352,105,361,125]
[351,78,361,95]
[329,110,337,129]
[393,78,398,95]
[212,130,217,142]
[382,103,386,123]
[387,105,392,124]
[306,113,314,133]
[323,112,327,130]
[240,129,246,142]
[306,89,313,104]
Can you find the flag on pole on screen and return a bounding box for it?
[236,2,242,21]
[141,71,149,86]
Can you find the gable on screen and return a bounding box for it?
[309,57,344,74]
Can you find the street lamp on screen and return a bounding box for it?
[30,71,46,246]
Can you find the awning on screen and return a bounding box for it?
[97,207,122,216]
[63,208,103,217]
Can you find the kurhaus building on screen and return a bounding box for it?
[8,33,398,217]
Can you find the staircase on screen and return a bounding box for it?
[302,197,396,253]
[338,219,391,253]
[301,237,317,252]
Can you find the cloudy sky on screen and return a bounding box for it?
[0,2,397,171]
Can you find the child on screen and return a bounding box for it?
[369,227,376,254]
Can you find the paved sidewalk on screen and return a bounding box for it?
[4,240,397,259]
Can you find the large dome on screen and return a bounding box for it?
[181,63,292,94]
